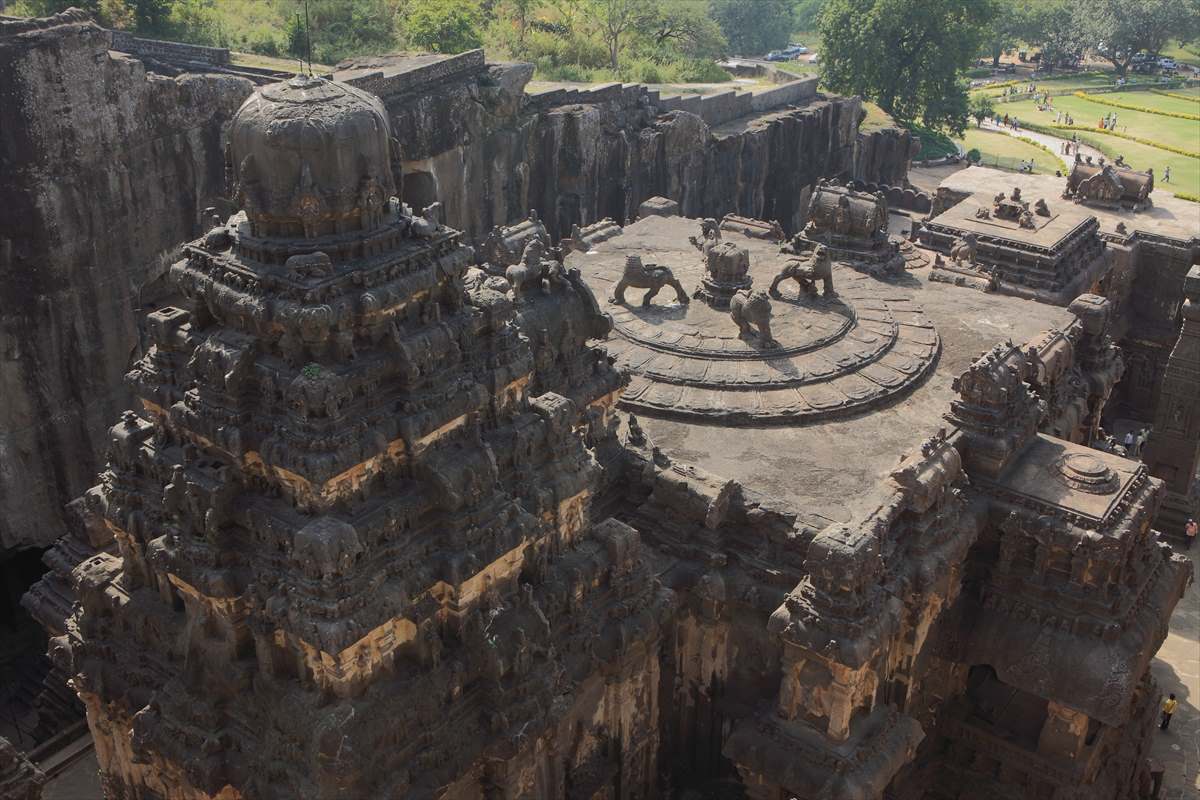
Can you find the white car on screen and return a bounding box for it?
[1159,57,1177,69]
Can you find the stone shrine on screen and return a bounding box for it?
[791,179,905,273]
[1064,158,1154,211]
[2,13,1196,800]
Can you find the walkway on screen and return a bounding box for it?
[980,118,1105,170]
[1149,543,1200,800]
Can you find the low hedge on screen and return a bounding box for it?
[1022,120,1200,159]
[1174,191,1199,203]
[1073,90,1200,121]
[1150,88,1200,103]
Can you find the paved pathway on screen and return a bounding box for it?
[1150,543,1200,800]
[980,118,1105,170]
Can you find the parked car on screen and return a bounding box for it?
[765,51,789,62]
[788,44,809,55]
[1158,57,1177,70]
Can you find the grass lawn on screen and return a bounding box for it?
[1160,40,1200,67]
[860,101,895,131]
[1002,96,1200,154]
[955,127,1061,174]
[908,123,959,159]
[1101,90,1200,117]
[772,61,820,79]
[971,72,1115,98]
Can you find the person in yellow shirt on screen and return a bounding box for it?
[1161,694,1178,730]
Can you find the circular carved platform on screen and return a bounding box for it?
[577,227,940,425]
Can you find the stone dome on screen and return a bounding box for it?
[229,75,396,239]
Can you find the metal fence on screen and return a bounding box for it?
[966,154,1057,174]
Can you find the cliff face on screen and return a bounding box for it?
[853,124,919,186]
[0,12,253,550]
[378,59,906,240]
[0,27,913,553]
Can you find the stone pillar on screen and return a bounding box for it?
[1068,293,1123,446]
[1037,700,1090,760]
[1142,266,1200,537]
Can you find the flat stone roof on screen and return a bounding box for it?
[573,215,1074,524]
[928,194,1094,251]
[938,167,1200,243]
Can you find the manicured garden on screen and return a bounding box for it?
[985,84,1200,199]
[1061,130,1199,197]
[1001,94,1199,154]
[954,127,1062,174]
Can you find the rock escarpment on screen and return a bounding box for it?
[367,53,912,240]
[0,11,253,550]
[0,20,914,556]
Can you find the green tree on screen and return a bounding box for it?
[981,0,1037,67]
[495,0,541,55]
[306,0,399,63]
[405,0,484,54]
[585,0,656,70]
[647,0,727,61]
[1085,0,1200,74]
[710,0,793,56]
[1023,0,1085,70]
[819,0,995,134]
[969,93,994,127]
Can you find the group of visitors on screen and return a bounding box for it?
[1000,82,1040,97]
[996,113,1021,130]
[1099,112,1120,131]
[1054,111,1075,126]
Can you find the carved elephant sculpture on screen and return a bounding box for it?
[611,255,689,307]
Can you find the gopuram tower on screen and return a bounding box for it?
[50,75,672,799]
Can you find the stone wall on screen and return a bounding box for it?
[109,31,230,66]
[0,13,253,552]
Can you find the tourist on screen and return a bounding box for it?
[1185,518,1197,550]
[1161,694,1178,730]
[1124,430,1135,451]
[1164,166,1171,183]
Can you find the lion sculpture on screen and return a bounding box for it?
[949,233,978,267]
[769,245,834,299]
[729,289,777,347]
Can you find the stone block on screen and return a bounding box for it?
[638,197,680,218]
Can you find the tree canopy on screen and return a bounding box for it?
[710,0,794,56]
[1083,0,1200,75]
[819,0,997,134]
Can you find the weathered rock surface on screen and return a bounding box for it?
[378,58,909,241]
[0,12,252,550]
[0,20,913,556]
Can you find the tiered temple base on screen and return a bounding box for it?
[574,216,940,425]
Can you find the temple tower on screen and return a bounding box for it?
[50,75,673,799]
[1143,265,1200,536]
